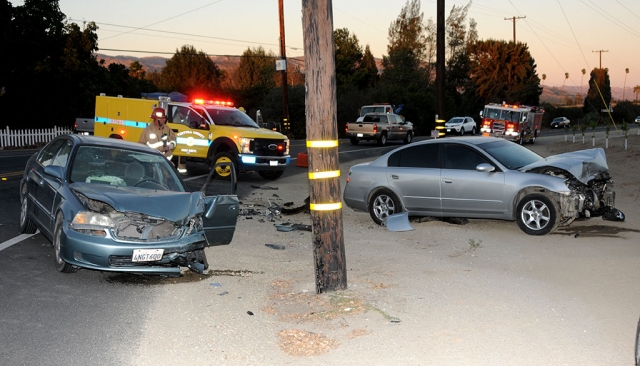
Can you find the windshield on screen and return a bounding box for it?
[360,106,388,116]
[70,146,185,191]
[484,108,522,122]
[206,108,259,128]
[477,140,543,170]
[447,118,464,124]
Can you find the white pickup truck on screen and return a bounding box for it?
[345,112,413,146]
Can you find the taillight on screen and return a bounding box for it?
[345,123,349,132]
[373,124,378,133]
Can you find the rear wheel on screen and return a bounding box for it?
[377,133,387,146]
[53,213,78,273]
[19,194,37,234]
[368,189,401,226]
[211,152,237,180]
[403,132,413,144]
[516,193,558,235]
[350,137,359,145]
[258,170,284,180]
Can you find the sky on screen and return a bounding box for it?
[9,0,640,90]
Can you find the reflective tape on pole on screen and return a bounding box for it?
[310,202,342,211]
[306,140,339,148]
[435,119,446,137]
[308,170,340,179]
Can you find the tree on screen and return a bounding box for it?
[358,45,379,89]
[542,74,546,85]
[581,68,586,94]
[231,46,276,111]
[467,39,542,105]
[634,85,640,101]
[159,45,224,96]
[623,68,629,100]
[334,28,363,90]
[583,67,611,115]
[129,61,145,80]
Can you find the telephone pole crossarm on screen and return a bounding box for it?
[504,15,526,43]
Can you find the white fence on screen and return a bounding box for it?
[0,126,72,149]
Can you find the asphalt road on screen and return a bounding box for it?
[0,127,580,365]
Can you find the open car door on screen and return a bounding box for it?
[201,162,239,246]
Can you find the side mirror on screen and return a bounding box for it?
[476,163,495,172]
[44,165,65,180]
[479,111,484,118]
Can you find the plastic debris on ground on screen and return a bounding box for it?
[265,244,286,250]
[383,212,414,232]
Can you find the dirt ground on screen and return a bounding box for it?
[132,129,640,366]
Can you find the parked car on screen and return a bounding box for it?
[19,135,239,276]
[551,117,570,128]
[445,116,476,135]
[635,116,640,124]
[343,136,624,235]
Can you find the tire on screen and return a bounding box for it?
[19,194,37,234]
[403,132,413,144]
[53,213,78,273]
[635,316,640,366]
[350,137,359,145]
[377,133,387,146]
[460,127,465,136]
[211,152,237,180]
[516,193,558,235]
[368,189,402,226]
[471,126,476,135]
[258,170,284,180]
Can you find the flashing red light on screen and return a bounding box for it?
[345,123,349,132]
[277,145,284,151]
[192,98,234,107]
[373,123,378,133]
[119,129,126,135]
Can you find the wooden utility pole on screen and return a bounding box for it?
[301,0,347,293]
[278,0,290,135]
[592,50,609,69]
[504,15,526,42]
[436,0,445,124]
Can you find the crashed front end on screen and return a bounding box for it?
[523,148,625,226]
[61,189,210,276]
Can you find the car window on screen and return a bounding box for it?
[51,140,72,167]
[388,144,439,168]
[37,138,67,167]
[444,144,491,170]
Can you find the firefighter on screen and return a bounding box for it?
[138,107,177,161]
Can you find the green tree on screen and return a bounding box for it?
[129,61,145,80]
[334,28,363,89]
[583,67,611,115]
[467,39,542,105]
[159,45,224,96]
[358,45,379,89]
[231,46,276,111]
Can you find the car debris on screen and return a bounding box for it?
[265,244,286,250]
[251,185,279,190]
[275,223,312,232]
[383,212,414,232]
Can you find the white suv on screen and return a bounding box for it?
[445,116,477,135]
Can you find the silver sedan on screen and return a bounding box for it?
[343,136,624,235]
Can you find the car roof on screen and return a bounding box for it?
[413,136,502,147]
[67,135,164,155]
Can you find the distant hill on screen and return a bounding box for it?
[95,54,636,103]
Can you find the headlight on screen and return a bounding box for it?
[71,211,115,230]
[240,138,253,154]
[285,139,290,155]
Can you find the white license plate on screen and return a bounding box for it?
[132,249,164,262]
[269,160,278,166]
[357,133,363,137]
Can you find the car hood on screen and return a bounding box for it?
[71,185,205,223]
[520,148,609,184]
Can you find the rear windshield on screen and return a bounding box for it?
[363,115,388,123]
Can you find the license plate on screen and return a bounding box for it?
[132,249,164,262]
[357,133,363,137]
[269,160,278,166]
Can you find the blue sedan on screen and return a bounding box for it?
[343,136,624,235]
[19,135,239,276]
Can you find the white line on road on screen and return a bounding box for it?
[0,233,38,251]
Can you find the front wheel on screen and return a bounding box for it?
[516,193,558,235]
[211,152,237,180]
[368,189,401,226]
[53,213,78,273]
[258,170,284,180]
[471,126,476,135]
[459,127,465,136]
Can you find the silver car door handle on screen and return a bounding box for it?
[391,174,399,179]
[442,179,452,184]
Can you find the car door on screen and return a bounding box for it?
[440,143,506,217]
[385,143,441,215]
[201,163,239,246]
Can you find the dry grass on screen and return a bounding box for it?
[277,329,338,356]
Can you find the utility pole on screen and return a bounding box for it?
[436,0,445,125]
[504,15,526,42]
[301,0,347,293]
[592,50,609,69]
[278,0,290,135]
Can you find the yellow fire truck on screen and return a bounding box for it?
[94,94,290,180]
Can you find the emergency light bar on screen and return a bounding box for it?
[193,99,234,107]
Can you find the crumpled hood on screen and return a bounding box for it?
[520,148,609,184]
[71,185,205,222]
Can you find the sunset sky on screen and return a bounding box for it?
[10,0,640,90]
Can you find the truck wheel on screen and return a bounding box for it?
[516,193,558,235]
[211,152,237,180]
[377,133,387,146]
[350,137,359,145]
[368,189,401,226]
[403,132,413,144]
[258,170,284,180]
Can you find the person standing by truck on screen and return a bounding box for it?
[138,107,177,160]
